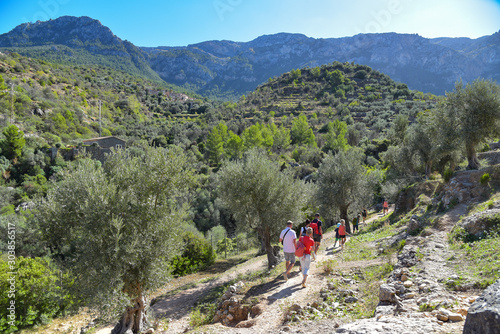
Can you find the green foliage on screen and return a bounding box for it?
[35,146,196,312]
[446,79,500,169]
[226,131,244,159]
[1,125,25,161]
[310,67,321,78]
[480,173,490,185]
[216,149,311,267]
[170,231,216,277]
[397,239,406,252]
[316,149,373,224]
[206,122,229,166]
[322,120,350,153]
[290,68,301,80]
[190,302,216,327]
[216,237,236,255]
[205,225,227,250]
[450,230,500,288]
[241,123,265,149]
[354,70,367,79]
[0,213,49,258]
[291,115,316,147]
[443,168,454,182]
[0,257,74,332]
[327,69,345,87]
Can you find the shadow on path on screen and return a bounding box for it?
[267,283,303,302]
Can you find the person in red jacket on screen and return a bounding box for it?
[338,219,349,251]
[383,199,389,215]
[310,213,323,259]
[298,227,315,288]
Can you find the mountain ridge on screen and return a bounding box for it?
[1,16,499,99]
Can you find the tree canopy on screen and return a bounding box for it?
[445,79,500,169]
[216,149,311,268]
[35,146,196,334]
[316,149,373,233]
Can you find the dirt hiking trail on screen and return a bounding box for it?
[95,208,395,334]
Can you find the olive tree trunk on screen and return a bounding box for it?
[261,226,278,269]
[111,293,148,334]
[466,143,481,170]
[425,161,433,179]
[340,206,351,234]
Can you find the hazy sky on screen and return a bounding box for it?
[0,0,499,46]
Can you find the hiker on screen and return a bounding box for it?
[301,219,311,237]
[353,213,361,233]
[298,227,315,288]
[382,199,389,215]
[279,220,297,281]
[362,208,368,224]
[310,213,323,259]
[298,219,312,272]
[339,219,349,251]
[333,223,341,248]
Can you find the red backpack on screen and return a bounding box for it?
[295,237,305,257]
[310,221,319,235]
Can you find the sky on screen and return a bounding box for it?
[0,0,499,47]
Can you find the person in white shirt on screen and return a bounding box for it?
[279,220,297,281]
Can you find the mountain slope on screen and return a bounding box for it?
[1,16,498,100]
[145,31,499,98]
[0,16,163,84]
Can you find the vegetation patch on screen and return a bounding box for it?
[449,230,500,288]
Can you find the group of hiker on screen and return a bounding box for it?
[279,208,374,288]
[279,213,348,288]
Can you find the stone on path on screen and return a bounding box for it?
[463,279,500,334]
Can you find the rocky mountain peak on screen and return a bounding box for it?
[0,15,121,47]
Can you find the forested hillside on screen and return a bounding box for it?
[0,43,499,334]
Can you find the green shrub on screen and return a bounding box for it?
[443,168,454,182]
[354,70,367,79]
[449,226,479,243]
[0,257,74,333]
[480,173,490,185]
[170,231,216,277]
[234,232,257,252]
[216,237,236,255]
[189,302,216,327]
[397,239,406,252]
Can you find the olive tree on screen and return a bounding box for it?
[446,79,500,169]
[316,149,372,233]
[35,146,195,334]
[216,149,310,268]
[405,112,440,178]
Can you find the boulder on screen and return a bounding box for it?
[396,246,420,268]
[463,279,500,334]
[250,304,264,318]
[407,215,422,235]
[235,319,256,328]
[459,208,500,238]
[379,284,398,303]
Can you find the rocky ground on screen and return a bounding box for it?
[137,205,475,334]
[332,204,476,334]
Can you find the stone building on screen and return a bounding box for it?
[81,136,126,149]
[49,136,126,164]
